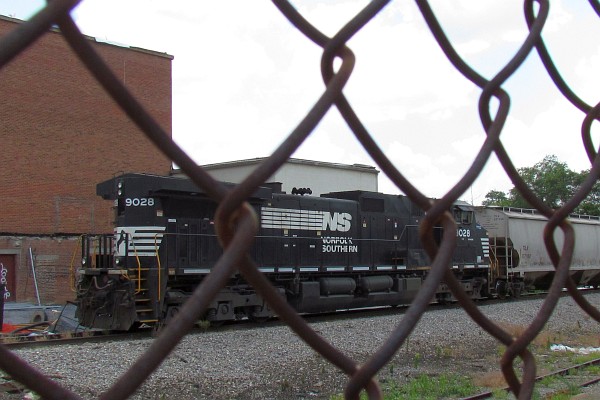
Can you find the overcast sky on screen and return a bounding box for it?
[1,1,599,204]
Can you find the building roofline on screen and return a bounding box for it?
[191,157,379,174]
[0,14,173,60]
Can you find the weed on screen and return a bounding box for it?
[545,382,581,400]
[496,322,565,348]
[473,370,507,389]
[280,379,291,391]
[330,391,367,400]
[413,353,422,368]
[387,373,477,399]
[434,345,454,358]
[496,345,506,358]
[196,320,210,332]
[539,374,560,387]
[586,365,600,374]
[490,387,510,399]
[572,352,600,364]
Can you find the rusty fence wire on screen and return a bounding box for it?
[1,0,600,399]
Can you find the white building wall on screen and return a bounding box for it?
[174,158,379,196]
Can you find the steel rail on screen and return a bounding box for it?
[462,357,600,400]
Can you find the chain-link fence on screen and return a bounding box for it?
[1,1,600,399]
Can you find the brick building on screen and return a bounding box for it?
[0,16,173,305]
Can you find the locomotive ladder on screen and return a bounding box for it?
[488,235,518,298]
[128,238,160,325]
[488,236,514,275]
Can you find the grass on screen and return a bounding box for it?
[331,322,599,399]
[195,319,211,332]
[571,352,600,365]
[331,373,477,400]
[434,345,456,358]
[387,374,477,399]
[479,331,600,400]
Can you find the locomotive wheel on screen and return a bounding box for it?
[512,285,522,298]
[248,315,270,323]
[436,294,450,305]
[204,308,225,327]
[496,280,507,299]
[247,306,270,323]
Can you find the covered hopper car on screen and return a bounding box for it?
[75,173,490,330]
[475,206,600,298]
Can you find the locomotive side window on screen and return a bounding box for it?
[454,209,473,225]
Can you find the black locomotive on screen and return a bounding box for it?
[76,173,490,330]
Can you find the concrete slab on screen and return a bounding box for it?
[2,302,62,325]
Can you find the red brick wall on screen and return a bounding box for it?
[0,16,173,235]
[0,236,80,304]
[0,16,173,304]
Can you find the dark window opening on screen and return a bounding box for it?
[361,197,384,212]
[454,210,473,225]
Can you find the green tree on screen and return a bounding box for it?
[573,168,600,216]
[482,190,510,206]
[518,155,577,208]
[483,155,600,215]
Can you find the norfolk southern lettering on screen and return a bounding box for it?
[322,236,358,253]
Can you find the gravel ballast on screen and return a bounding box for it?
[3,293,599,399]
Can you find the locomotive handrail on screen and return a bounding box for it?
[486,244,501,283]
[91,241,97,269]
[568,213,600,221]
[154,234,162,305]
[68,235,83,293]
[490,205,600,222]
[156,231,422,244]
[396,224,418,243]
[130,235,143,295]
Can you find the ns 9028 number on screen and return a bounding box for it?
[456,228,471,238]
[125,198,155,207]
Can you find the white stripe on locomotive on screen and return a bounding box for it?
[115,226,166,257]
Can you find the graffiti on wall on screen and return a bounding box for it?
[0,262,10,300]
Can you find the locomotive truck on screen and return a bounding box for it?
[75,173,491,330]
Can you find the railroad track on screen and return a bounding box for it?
[463,357,600,399]
[2,287,596,348]
[0,291,597,398]
[0,329,149,349]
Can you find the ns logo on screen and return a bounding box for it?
[323,212,352,232]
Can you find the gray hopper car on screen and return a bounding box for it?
[475,206,600,297]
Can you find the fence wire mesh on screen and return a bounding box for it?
[1,0,600,399]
